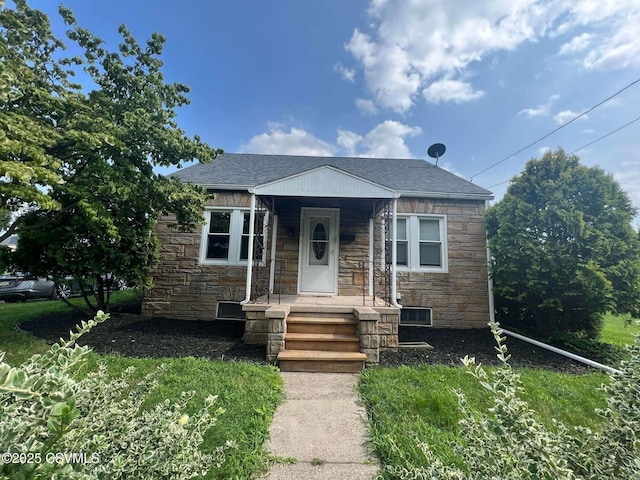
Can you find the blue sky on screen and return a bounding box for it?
[29,0,640,220]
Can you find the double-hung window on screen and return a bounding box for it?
[201,209,267,264]
[387,215,447,272]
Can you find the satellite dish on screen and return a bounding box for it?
[427,143,446,166]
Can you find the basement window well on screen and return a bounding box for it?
[216,301,244,320]
[400,307,432,326]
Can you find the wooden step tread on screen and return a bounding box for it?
[278,350,367,361]
[286,316,356,324]
[285,333,359,342]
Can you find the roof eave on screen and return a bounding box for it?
[195,185,494,201]
[397,190,494,201]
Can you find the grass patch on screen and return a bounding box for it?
[95,354,283,479]
[359,364,608,475]
[600,312,640,346]
[1,294,284,479]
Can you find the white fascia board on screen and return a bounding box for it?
[397,190,494,201]
[200,184,253,191]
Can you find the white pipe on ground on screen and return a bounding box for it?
[500,328,622,375]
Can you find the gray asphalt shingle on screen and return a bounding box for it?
[171,153,492,198]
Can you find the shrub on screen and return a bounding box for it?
[0,312,232,479]
[381,322,640,480]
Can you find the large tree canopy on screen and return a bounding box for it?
[486,149,640,339]
[1,0,222,310]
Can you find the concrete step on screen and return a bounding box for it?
[285,333,360,352]
[287,316,357,335]
[278,350,367,373]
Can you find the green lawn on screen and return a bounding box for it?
[600,312,640,346]
[359,364,608,476]
[359,314,640,476]
[0,294,284,479]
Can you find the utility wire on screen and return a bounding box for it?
[568,115,640,155]
[469,76,640,181]
[485,114,640,190]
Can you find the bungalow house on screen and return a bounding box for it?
[143,153,494,372]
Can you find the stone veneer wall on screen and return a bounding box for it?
[373,198,490,328]
[142,192,269,320]
[144,194,490,329]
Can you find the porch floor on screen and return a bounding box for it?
[251,294,389,307]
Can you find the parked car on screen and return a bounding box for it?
[0,273,59,302]
[0,272,127,303]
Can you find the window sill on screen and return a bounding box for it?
[395,266,449,274]
[201,260,266,267]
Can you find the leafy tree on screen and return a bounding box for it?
[1,1,222,311]
[0,0,67,243]
[486,149,640,338]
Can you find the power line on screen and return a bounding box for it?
[469,75,640,181]
[568,115,640,155]
[485,114,640,190]
[486,179,510,189]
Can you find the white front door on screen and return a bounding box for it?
[298,208,339,294]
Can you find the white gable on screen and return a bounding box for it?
[252,165,395,198]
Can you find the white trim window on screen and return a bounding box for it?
[388,215,448,272]
[200,208,267,265]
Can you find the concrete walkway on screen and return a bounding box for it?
[258,372,379,480]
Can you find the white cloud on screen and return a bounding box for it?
[358,120,422,158]
[241,120,421,159]
[583,19,640,70]
[337,129,363,156]
[240,127,335,157]
[345,0,640,113]
[557,1,640,70]
[346,28,420,112]
[355,97,379,115]
[553,110,588,125]
[422,79,484,104]
[582,128,596,134]
[336,120,422,158]
[518,94,560,117]
[334,63,356,82]
[558,33,592,55]
[538,146,551,156]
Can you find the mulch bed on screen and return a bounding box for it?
[18,300,595,373]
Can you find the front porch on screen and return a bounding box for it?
[243,295,400,372]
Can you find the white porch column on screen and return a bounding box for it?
[241,192,256,304]
[391,197,401,308]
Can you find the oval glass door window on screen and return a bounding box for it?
[310,220,329,265]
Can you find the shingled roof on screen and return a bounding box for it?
[171,153,493,199]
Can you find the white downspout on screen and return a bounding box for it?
[368,216,374,297]
[485,200,495,323]
[269,214,278,293]
[390,197,402,308]
[241,192,256,305]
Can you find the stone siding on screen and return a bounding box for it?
[144,194,490,329]
[391,198,490,328]
[142,192,255,320]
